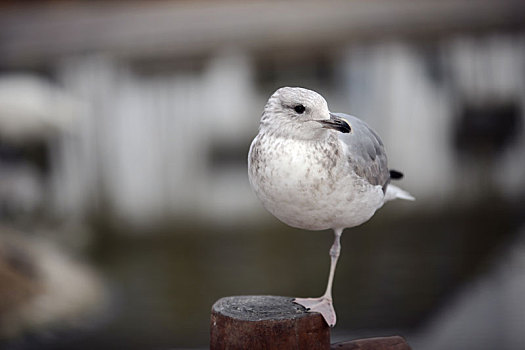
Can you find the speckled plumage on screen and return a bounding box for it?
[247,87,413,326]
[249,130,385,230]
[248,88,409,232]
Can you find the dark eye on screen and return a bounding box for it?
[294,104,306,114]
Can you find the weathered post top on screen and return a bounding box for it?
[210,295,330,350]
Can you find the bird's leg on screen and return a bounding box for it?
[323,228,342,300]
[294,228,343,327]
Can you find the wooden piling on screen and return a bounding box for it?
[210,295,330,350]
[210,295,412,350]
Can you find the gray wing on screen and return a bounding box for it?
[334,113,390,192]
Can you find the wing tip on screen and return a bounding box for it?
[389,170,404,180]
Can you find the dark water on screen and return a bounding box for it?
[5,196,523,349]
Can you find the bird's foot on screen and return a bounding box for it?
[293,296,336,327]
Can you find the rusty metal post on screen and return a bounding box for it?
[210,295,330,350]
[331,336,411,349]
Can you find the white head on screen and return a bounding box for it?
[259,87,350,140]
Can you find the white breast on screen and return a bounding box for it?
[248,133,385,231]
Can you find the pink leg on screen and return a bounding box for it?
[294,228,343,327]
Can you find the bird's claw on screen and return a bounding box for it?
[293,296,337,327]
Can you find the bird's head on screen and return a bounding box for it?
[259,87,351,140]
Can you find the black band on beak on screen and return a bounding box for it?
[317,113,351,133]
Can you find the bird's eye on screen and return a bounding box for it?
[294,104,306,114]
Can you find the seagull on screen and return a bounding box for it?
[248,87,414,327]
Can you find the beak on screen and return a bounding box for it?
[316,113,351,133]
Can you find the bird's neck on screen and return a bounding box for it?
[262,129,337,144]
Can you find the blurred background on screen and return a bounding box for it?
[0,0,524,349]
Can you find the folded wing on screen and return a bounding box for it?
[335,113,390,192]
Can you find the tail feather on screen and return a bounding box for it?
[385,184,415,202]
